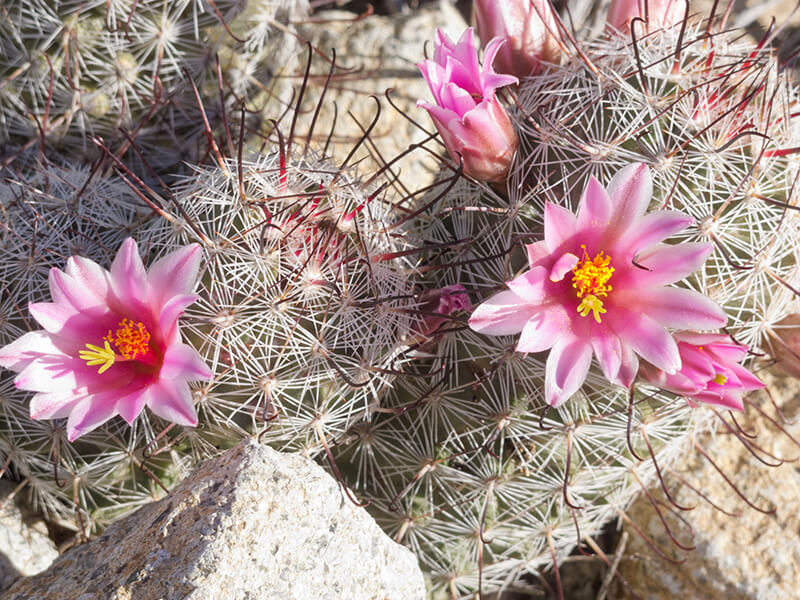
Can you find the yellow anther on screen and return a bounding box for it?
[713,373,728,385]
[572,246,614,322]
[79,340,116,374]
[577,294,607,323]
[107,318,151,360]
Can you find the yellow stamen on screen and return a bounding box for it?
[79,319,152,374]
[577,294,607,323]
[78,340,117,374]
[572,246,615,322]
[713,373,728,385]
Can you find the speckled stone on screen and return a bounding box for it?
[6,439,425,600]
[615,370,800,599]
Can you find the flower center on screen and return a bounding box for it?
[79,318,152,374]
[713,373,728,385]
[572,247,615,323]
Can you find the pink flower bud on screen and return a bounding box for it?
[417,284,472,338]
[417,28,520,183]
[638,332,764,411]
[766,314,800,378]
[607,0,684,34]
[474,0,562,78]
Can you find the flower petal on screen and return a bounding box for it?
[0,331,65,371]
[116,385,151,424]
[30,390,84,420]
[606,162,652,231]
[612,311,681,374]
[623,210,693,255]
[545,336,592,407]
[507,266,550,302]
[49,268,108,312]
[66,391,120,441]
[615,342,639,388]
[516,306,570,353]
[109,237,150,315]
[64,255,110,303]
[544,202,577,251]
[147,243,203,310]
[28,301,112,344]
[161,343,213,381]
[615,287,726,330]
[158,294,199,345]
[549,252,579,282]
[577,176,612,230]
[146,380,198,427]
[469,290,538,335]
[627,243,714,287]
[591,329,623,383]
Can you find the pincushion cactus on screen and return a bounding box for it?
[329,8,799,598]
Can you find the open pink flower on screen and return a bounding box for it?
[0,238,212,441]
[417,28,519,183]
[469,163,726,407]
[639,333,764,410]
[475,0,562,79]
[607,0,684,34]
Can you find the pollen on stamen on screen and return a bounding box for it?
[571,246,615,322]
[107,318,151,360]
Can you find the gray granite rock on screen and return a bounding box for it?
[615,370,800,599]
[0,481,59,592]
[6,439,425,600]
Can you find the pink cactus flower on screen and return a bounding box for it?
[639,333,764,410]
[607,0,684,33]
[474,0,562,78]
[417,28,520,183]
[0,238,212,441]
[469,163,727,407]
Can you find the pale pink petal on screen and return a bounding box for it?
[727,363,765,390]
[147,243,202,310]
[49,268,107,312]
[606,163,652,232]
[623,211,693,255]
[109,237,149,314]
[28,301,111,343]
[0,331,65,371]
[612,311,681,374]
[545,336,593,407]
[525,241,550,268]
[614,287,726,329]
[30,390,84,420]
[66,391,120,441]
[549,252,579,282]
[160,343,213,381]
[469,290,538,335]
[615,342,639,388]
[15,356,83,392]
[591,329,623,382]
[146,380,198,427]
[517,306,570,353]
[64,255,110,303]
[691,390,744,411]
[625,243,713,287]
[577,176,612,230]
[507,266,550,303]
[544,202,577,251]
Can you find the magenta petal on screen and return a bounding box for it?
[66,392,119,441]
[109,237,149,314]
[517,306,570,353]
[623,211,693,254]
[116,385,150,424]
[544,202,577,250]
[161,343,213,381]
[616,287,726,330]
[146,380,198,427]
[606,163,652,232]
[507,266,549,302]
[545,336,592,407]
[469,290,538,335]
[728,363,765,390]
[692,390,744,411]
[158,294,198,344]
[613,311,681,374]
[577,176,612,230]
[631,243,714,287]
[147,243,202,310]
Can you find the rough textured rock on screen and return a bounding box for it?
[294,1,468,193]
[0,481,59,592]
[614,370,800,599]
[6,439,425,600]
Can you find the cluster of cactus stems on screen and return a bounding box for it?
[0,0,799,598]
